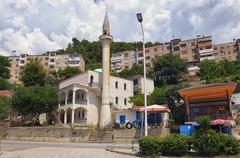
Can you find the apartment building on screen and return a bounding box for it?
[8,52,85,83]
[110,35,240,75]
[110,51,137,72]
[213,42,237,61]
[110,52,123,73]
[197,36,214,61]
[136,44,165,69]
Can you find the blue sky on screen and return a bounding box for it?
[0,0,240,56]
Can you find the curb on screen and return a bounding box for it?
[106,148,140,157]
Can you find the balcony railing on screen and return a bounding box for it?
[74,118,87,124]
[75,100,87,105]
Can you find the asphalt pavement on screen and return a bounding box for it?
[0,140,139,152]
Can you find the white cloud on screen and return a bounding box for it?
[0,0,240,56]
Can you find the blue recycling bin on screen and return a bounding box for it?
[180,124,196,136]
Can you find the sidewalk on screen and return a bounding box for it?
[106,144,140,157]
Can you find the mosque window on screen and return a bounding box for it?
[115,81,118,89]
[124,98,127,105]
[115,97,118,104]
[124,83,127,90]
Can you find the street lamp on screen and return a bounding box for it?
[136,13,148,136]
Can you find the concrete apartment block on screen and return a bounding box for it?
[7,52,85,83]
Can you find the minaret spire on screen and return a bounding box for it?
[99,1,113,128]
[103,0,110,35]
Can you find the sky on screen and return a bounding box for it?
[0,0,240,56]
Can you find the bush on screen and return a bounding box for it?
[219,134,240,155]
[161,134,190,156]
[197,116,211,131]
[193,129,221,156]
[139,135,191,156]
[139,136,162,156]
[193,129,240,156]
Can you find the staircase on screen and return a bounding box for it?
[147,128,162,136]
[88,129,113,143]
[113,129,140,143]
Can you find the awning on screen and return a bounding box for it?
[211,119,229,125]
[131,104,171,113]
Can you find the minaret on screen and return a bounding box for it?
[99,10,113,128]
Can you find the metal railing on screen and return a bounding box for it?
[75,100,88,105]
[74,118,87,124]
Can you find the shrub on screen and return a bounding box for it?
[193,129,221,156]
[161,134,190,156]
[139,136,162,156]
[196,116,211,131]
[219,134,240,155]
[139,135,191,156]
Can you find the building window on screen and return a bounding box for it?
[124,98,127,105]
[90,75,94,86]
[180,43,186,47]
[173,47,179,51]
[133,79,138,85]
[82,110,85,118]
[146,56,151,60]
[115,97,118,104]
[124,83,127,90]
[81,93,84,100]
[115,81,118,88]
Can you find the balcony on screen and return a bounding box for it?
[74,118,87,124]
[75,100,87,105]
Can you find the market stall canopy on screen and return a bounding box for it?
[0,90,14,97]
[211,119,229,125]
[131,104,170,113]
[179,82,237,102]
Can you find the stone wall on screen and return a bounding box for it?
[6,127,167,143]
[7,127,72,142]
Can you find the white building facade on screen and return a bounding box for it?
[58,70,133,126]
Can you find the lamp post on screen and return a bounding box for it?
[136,13,148,136]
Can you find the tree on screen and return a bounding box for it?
[12,86,59,123]
[60,67,81,79]
[153,54,187,85]
[198,59,238,83]
[0,55,10,79]
[0,96,11,120]
[0,78,13,90]
[119,64,144,79]
[21,60,46,86]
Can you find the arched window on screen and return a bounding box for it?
[124,98,127,105]
[81,93,84,100]
[82,110,85,118]
[90,75,94,86]
[115,97,118,104]
[115,81,118,89]
[124,83,127,90]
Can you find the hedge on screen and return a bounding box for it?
[139,134,191,156]
[139,131,240,156]
[193,129,240,156]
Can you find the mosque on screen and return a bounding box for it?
[58,10,134,128]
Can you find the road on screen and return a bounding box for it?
[0,141,139,158]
